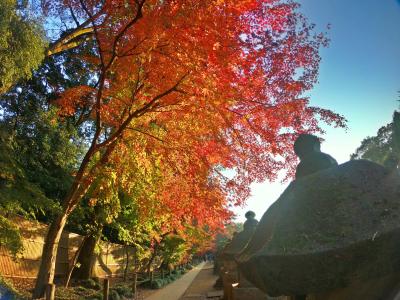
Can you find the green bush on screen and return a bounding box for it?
[79,279,101,291]
[164,277,172,284]
[113,284,133,298]
[75,286,88,293]
[171,269,182,276]
[56,286,102,300]
[108,289,120,300]
[0,216,23,257]
[85,293,102,300]
[141,268,189,290]
[150,279,164,289]
[165,271,183,282]
[171,270,177,275]
[167,274,177,281]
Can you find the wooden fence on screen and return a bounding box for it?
[0,217,137,280]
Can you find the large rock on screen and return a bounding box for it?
[238,160,400,296]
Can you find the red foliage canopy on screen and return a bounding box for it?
[47,0,346,227]
[32,2,348,296]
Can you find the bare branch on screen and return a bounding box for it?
[105,0,146,70]
[69,5,80,27]
[79,0,105,67]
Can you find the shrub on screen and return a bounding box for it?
[0,216,23,257]
[150,279,165,289]
[85,293,102,300]
[79,279,101,291]
[109,289,120,300]
[113,284,133,298]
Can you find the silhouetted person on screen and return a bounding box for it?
[294,134,338,179]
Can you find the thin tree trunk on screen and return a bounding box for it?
[32,213,69,299]
[124,246,129,282]
[65,235,89,287]
[147,246,157,277]
[71,234,99,280]
[132,273,137,298]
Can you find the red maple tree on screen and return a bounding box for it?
[33,0,345,296]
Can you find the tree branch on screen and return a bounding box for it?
[104,0,146,70]
[45,6,104,57]
[126,127,166,143]
[96,73,188,149]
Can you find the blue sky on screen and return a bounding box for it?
[235,0,400,222]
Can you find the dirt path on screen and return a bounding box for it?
[179,262,222,300]
[144,262,206,300]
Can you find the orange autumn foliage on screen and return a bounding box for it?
[48,0,347,230]
[34,1,346,295]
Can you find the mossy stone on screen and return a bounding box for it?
[238,160,400,296]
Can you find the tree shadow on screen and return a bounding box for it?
[96,252,112,277]
[0,217,84,283]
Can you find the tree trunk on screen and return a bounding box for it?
[123,246,129,282]
[71,234,99,280]
[32,144,100,297]
[132,273,137,298]
[65,236,89,287]
[147,247,157,277]
[32,213,69,299]
[32,123,118,298]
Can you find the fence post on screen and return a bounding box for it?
[45,283,55,300]
[132,273,137,299]
[103,278,109,300]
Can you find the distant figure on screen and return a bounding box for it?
[294,134,338,179]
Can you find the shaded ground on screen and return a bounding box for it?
[3,262,214,299]
[180,262,222,300]
[5,276,156,299]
